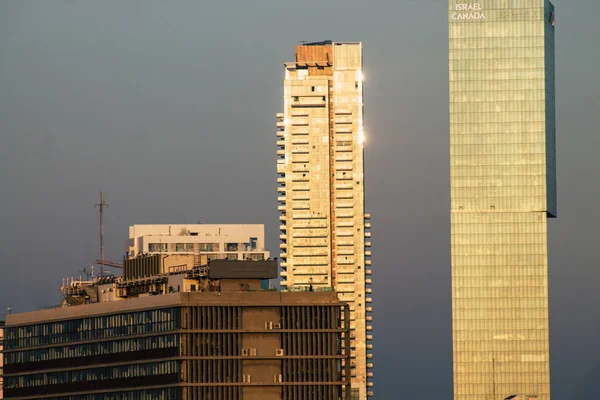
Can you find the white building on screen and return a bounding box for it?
[278,41,373,399]
[128,224,269,262]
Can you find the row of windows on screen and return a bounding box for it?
[450,79,545,92]
[452,319,548,331]
[451,223,546,235]
[451,144,548,156]
[454,373,549,387]
[452,243,549,254]
[4,361,178,389]
[452,267,548,278]
[451,187,548,198]
[453,286,548,297]
[452,338,549,351]
[449,46,545,60]
[44,388,179,400]
[451,100,547,114]
[450,69,545,82]
[4,308,179,350]
[451,164,548,176]
[449,36,547,50]
[451,111,547,124]
[452,233,547,245]
[453,298,548,309]
[5,334,179,365]
[451,91,548,103]
[453,309,548,321]
[452,212,544,223]
[449,21,545,39]
[451,135,549,146]
[450,57,546,71]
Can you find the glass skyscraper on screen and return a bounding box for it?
[449,1,556,399]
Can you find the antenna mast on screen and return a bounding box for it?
[95,192,109,277]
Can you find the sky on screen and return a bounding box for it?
[1,0,599,398]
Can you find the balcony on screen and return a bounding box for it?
[365,250,372,256]
[277,140,285,147]
[366,335,373,340]
[365,260,372,266]
[277,205,286,211]
[277,196,286,203]
[280,261,287,268]
[366,297,372,303]
[279,243,287,249]
[280,280,288,286]
[365,279,372,284]
[277,187,286,193]
[365,213,371,219]
[365,241,372,247]
[277,131,284,137]
[365,232,372,238]
[279,234,287,240]
[277,177,286,183]
[279,225,286,231]
[366,307,372,312]
[366,269,372,275]
[280,271,287,277]
[280,252,287,258]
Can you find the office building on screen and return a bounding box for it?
[3,261,350,399]
[449,1,556,399]
[128,224,269,262]
[277,41,373,399]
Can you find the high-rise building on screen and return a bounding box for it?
[4,261,350,400]
[277,41,373,399]
[449,1,556,399]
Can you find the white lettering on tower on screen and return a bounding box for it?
[452,3,486,21]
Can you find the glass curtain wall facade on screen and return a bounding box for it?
[449,1,556,399]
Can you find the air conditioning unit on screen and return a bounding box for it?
[250,348,257,356]
[243,374,251,383]
[274,374,283,383]
[275,349,284,356]
[265,321,274,329]
[273,322,281,329]
[241,348,249,356]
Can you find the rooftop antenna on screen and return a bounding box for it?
[95,192,109,277]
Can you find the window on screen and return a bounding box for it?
[148,243,168,252]
[199,243,218,252]
[226,243,238,251]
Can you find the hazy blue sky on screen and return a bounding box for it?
[1,0,599,398]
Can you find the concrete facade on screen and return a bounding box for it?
[278,41,373,399]
[128,224,269,261]
[449,1,556,399]
[3,292,350,400]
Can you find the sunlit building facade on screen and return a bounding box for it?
[449,1,556,399]
[277,41,373,399]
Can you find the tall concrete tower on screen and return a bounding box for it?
[277,41,373,399]
[449,1,556,399]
